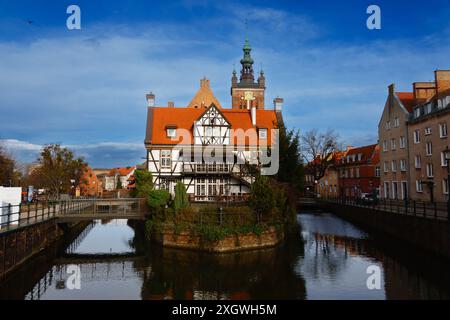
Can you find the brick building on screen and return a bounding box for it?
[408,71,450,202]
[77,165,103,197]
[378,70,450,202]
[336,144,380,198]
[317,152,343,199]
[378,86,413,200]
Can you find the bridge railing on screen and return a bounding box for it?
[319,197,449,222]
[56,198,145,217]
[0,201,60,231]
[0,198,146,231]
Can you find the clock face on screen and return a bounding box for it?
[244,91,254,101]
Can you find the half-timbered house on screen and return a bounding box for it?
[144,40,283,201]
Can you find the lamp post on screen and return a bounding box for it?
[444,146,450,218]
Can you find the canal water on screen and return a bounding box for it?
[1,212,450,299]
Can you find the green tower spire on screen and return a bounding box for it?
[240,38,254,82]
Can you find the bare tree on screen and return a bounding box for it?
[300,129,339,186]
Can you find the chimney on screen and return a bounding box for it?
[146,92,155,107]
[413,82,436,101]
[273,97,283,111]
[251,105,256,127]
[200,77,210,88]
[388,83,395,107]
[434,70,450,94]
[388,83,395,97]
[168,101,175,108]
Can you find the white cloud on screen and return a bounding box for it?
[1,139,144,168]
[1,4,450,166]
[1,139,42,151]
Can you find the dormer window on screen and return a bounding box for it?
[166,125,177,138]
[414,107,421,119]
[258,128,267,140]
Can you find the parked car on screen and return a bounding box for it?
[356,193,378,205]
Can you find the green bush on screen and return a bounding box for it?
[131,170,154,198]
[147,189,171,211]
[177,206,198,223]
[173,182,189,211]
[248,176,276,216]
[145,219,163,238]
[194,224,232,242]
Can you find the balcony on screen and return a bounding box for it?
[183,163,232,175]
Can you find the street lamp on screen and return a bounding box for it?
[444,146,450,218]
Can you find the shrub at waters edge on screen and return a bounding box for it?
[173,181,189,211]
[144,175,294,244]
[130,169,154,198]
[147,189,171,211]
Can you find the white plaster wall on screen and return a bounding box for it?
[0,187,22,227]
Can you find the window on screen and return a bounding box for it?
[424,127,432,135]
[426,142,432,156]
[355,168,360,178]
[159,177,169,191]
[391,160,397,172]
[415,155,421,168]
[385,121,391,130]
[414,107,421,119]
[383,140,388,152]
[401,181,408,200]
[416,180,424,192]
[399,136,406,149]
[442,151,449,167]
[413,130,420,143]
[384,182,390,199]
[394,117,400,127]
[196,178,206,196]
[392,182,398,199]
[384,162,389,173]
[439,123,448,138]
[426,163,434,178]
[391,138,396,150]
[443,179,449,195]
[375,166,380,177]
[258,129,267,139]
[160,150,171,168]
[400,159,406,171]
[166,128,176,138]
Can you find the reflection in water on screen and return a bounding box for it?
[0,213,449,300]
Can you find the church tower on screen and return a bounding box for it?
[231,39,266,109]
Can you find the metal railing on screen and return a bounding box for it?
[319,197,449,222]
[0,201,62,231]
[0,198,145,231]
[189,194,249,203]
[156,207,273,227]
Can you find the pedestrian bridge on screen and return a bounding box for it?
[0,198,147,232]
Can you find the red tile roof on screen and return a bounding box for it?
[108,166,135,177]
[396,92,415,112]
[341,143,379,164]
[145,106,279,146]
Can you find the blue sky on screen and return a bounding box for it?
[1,0,450,167]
